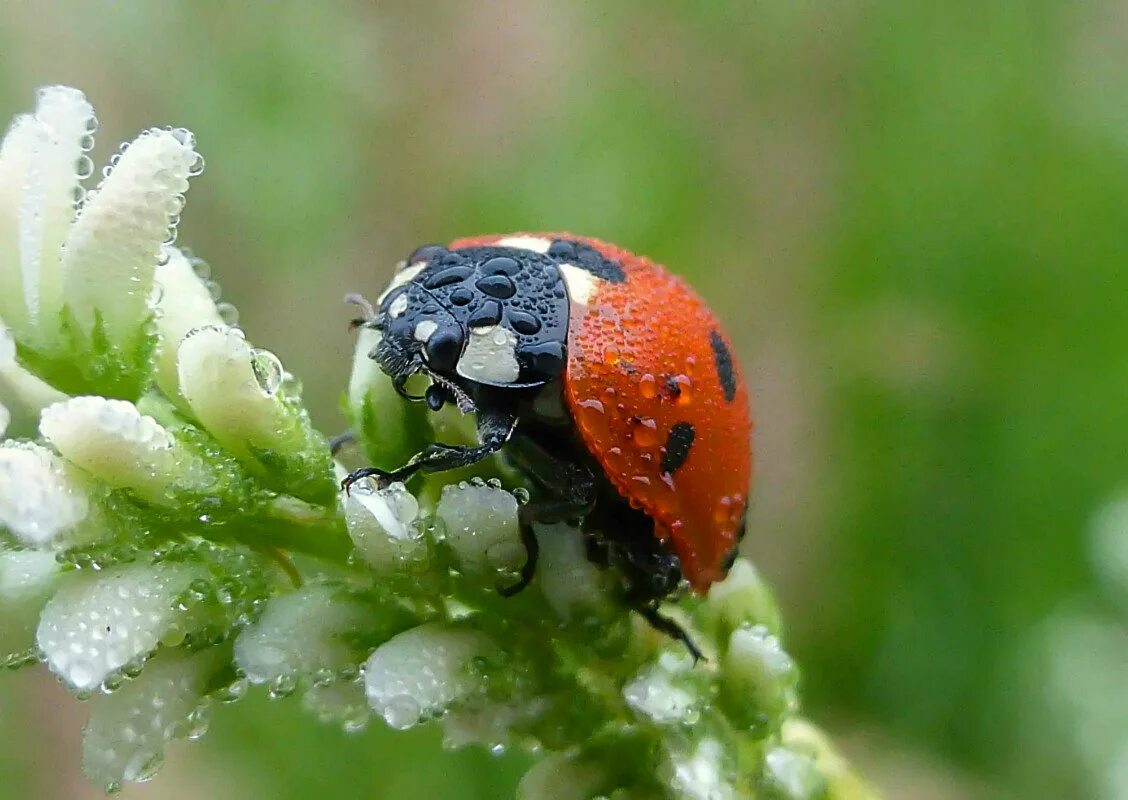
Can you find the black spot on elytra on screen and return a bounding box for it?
[709,330,737,402]
[548,238,626,283]
[661,422,696,474]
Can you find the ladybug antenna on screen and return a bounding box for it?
[344,292,378,331]
[424,369,477,415]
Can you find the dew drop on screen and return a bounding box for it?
[250,349,284,396]
[268,673,297,700]
[381,695,422,730]
[190,257,211,280]
[216,301,239,326]
[75,154,94,179]
[122,750,163,783]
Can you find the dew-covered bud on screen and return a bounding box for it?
[82,646,225,793]
[664,738,737,800]
[534,521,613,621]
[343,480,427,574]
[61,125,200,342]
[364,623,494,731]
[16,87,95,332]
[233,585,371,687]
[0,115,38,332]
[40,396,206,505]
[764,744,826,800]
[623,650,701,726]
[36,561,208,692]
[697,558,783,645]
[0,549,60,651]
[0,441,96,548]
[721,623,797,733]
[152,246,224,404]
[176,325,332,501]
[0,549,58,603]
[346,326,430,468]
[436,482,524,577]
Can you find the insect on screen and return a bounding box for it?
[342,233,752,658]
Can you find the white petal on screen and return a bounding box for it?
[623,653,699,725]
[435,483,524,575]
[0,549,59,604]
[39,396,204,503]
[0,441,90,547]
[667,738,736,800]
[19,87,94,329]
[83,646,223,792]
[61,127,200,342]
[233,585,369,685]
[36,561,204,692]
[344,481,426,573]
[535,522,612,621]
[364,624,492,730]
[152,246,222,403]
[0,116,37,332]
[176,326,302,466]
[0,322,67,426]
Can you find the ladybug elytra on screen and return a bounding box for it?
[342,234,752,657]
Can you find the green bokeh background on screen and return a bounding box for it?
[2,2,1126,798]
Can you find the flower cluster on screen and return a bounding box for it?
[0,87,873,799]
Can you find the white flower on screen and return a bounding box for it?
[39,396,207,505]
[175,325,308,468]
[0,441,95,548]
[0,86,202,389]
[364,624,493,730]
[36,561,207,692]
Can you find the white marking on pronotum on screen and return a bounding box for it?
[388,293,409,319]
[414,320,438,342]
[378,263,425,303]
[496,236,551,254]
[457,324,520,385]
[558,263,598,305]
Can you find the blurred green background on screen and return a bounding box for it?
[2,2,1127,798]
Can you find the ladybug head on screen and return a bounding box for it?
[366,280,475,413]
[358,242,572,413]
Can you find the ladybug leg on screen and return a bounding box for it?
[636,603,704,663]
[341,410,517,493]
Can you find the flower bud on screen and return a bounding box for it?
[61,126,200,343]
[40,396,206,505]
[0,441,95,548]
[364,624,493,730]
[151,246,223,404]
[37,561,207,692]
[176,325,332,502]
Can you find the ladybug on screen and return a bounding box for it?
[342,233,752,657]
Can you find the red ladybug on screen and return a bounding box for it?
[343,233,752,656]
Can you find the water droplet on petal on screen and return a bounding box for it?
[251,349,284,396]
[381,695,422,730]
[216,302,239,325]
